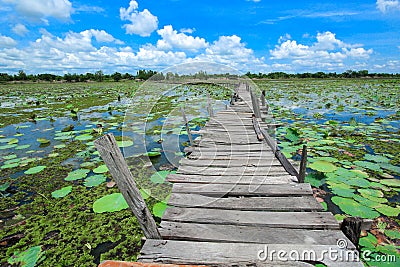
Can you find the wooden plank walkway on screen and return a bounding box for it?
[136,83,363,266]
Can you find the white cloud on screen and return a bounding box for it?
[120,0,158,37]
[2,0,73,21]
[0,34,17,48]
[82,29,124,45]
[12,23,29,36]
[270,31,373,72]
[376,0,400,13]
[180,28,195,34]
[156,25,208,51]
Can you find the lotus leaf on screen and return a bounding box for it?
[93,193,129,213]
[75,134,93,141]
[140,188,151,200]
[152,202,168,218]
[150,170,170,184]
[374,204,399,217]
[364,154,390,163]
[93,164,109,174]
[0,182,10,191]
[359,233,378,249]
[84,175,107,187]
[385,230,400,240]
[309,160,337,173]
[331,196,380,219]
[353,161,381,172]
[8,246,44,267]
[51,186,72,198]
[380,179,400,187]
[24,165,46,175]
[37,138,50,144]
[147,151,161,157]
[64,168,90,181]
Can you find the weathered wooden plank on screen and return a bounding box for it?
[177,165,288,176]
[163,207,339,229]
[94,133,161,239]
[166,174,296,184]
[139,240,362,266]
[159,222,353,247]
[179,158,283,167]
[168,193,323,211]
[172,183,313,196]
[188,151,275,159]
[189,144,273,152]
[252,115,264,141]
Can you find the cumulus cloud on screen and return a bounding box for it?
[270,31,373,72]
[376,0,400,13]
[156,25,208,51]
[12,23,29,36]
[0,34,17,48]
[2,0,73,22]
[120,0,158,37]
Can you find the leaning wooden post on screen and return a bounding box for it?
[250,90,261,118]
[181,106,194,146]
[298,144,307,183]
[260,90,266,107]
[341,217,363,248]
[94,134,161,239]
[206,93,214,117]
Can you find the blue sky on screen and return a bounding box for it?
[0,0,399,74]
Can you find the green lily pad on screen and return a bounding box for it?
[385,230,400,240]
[0,182,10,191]
[359,233,378,249]
[304,173,324,187]
[117,140,134,147]
[152,202,168,218]
[65,168,90,181]
[93,164,109,174]
[380,163,400,174]
[15,144,31,150]
[380,179,400,187]
[3,154,17,160]
[37,138,50,144]
[364,154,390,163]
[84,175,107,187]
[309,160,337,173]
[0,144,17,150]
[331,196,380,219]
[147,151,161,157]
[51,186,72,198]
[374,204,400,217]
[24,165,46,175]
[8,246,44,267]
[75,134,93,141]
[140,188,151,200]
[7,138,19,144]
[150,170,174,184]
[93,193,129,213]
[1,162,19,169]
[353,161,381,172]
[285,128,300,143]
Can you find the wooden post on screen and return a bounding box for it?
[94,134,161,239]
[252,114,264,141]
[207,93,214,117]
[260,90,266,107]
[250,90,261,118]
[230,93,234,105]
[181,106,193,146]
[298,144,307,183]
[341,217,363,248]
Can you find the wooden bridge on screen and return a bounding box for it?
[95,83,364,267]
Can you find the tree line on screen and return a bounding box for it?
[0,69,399,83]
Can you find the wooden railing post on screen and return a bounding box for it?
[94,134,161,239]
[181,106,194,146]
[250,90,261,118]
[260,90,266,107]
[207,93,214,117]
[298,144,307,183]
[341,217,363,248]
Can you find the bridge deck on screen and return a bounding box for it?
[137,84,363,267]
